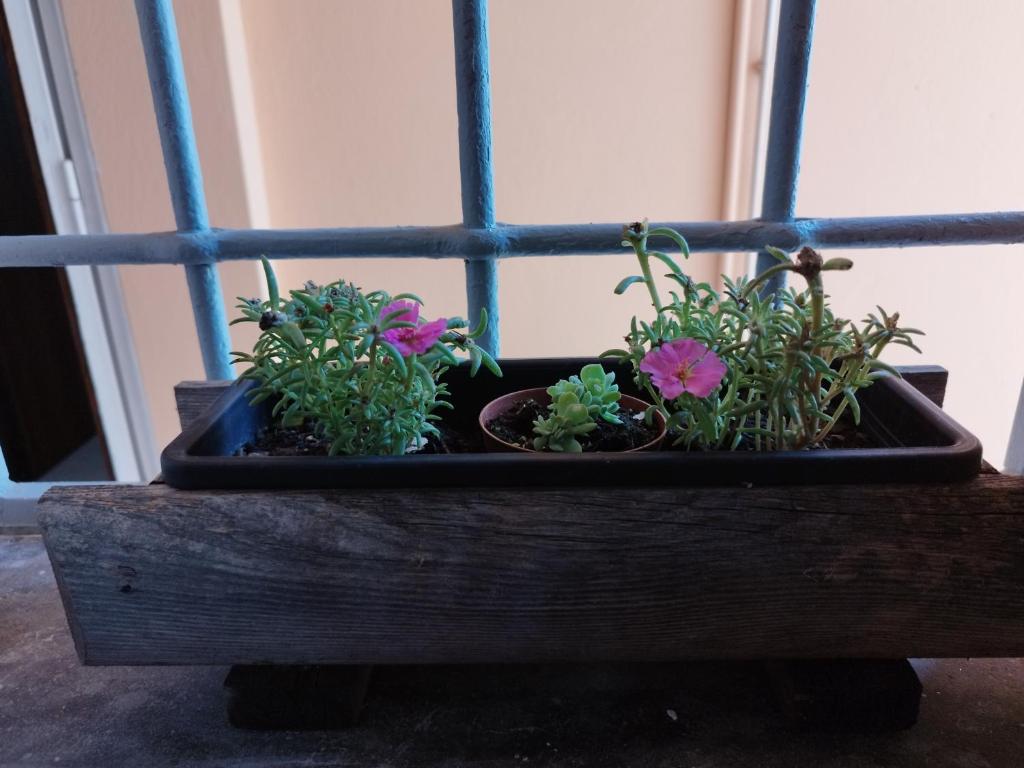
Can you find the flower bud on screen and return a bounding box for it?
[259,310,286,330]
[794,246,823,280]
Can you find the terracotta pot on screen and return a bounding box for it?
[478,388,667,453]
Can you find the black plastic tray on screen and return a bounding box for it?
[161,357,982,489]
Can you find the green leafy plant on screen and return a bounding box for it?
[602,220,923,451]
[547,363,622,425]
[232,257,501,456]
[532,364,621,452]
[532,391,597,453]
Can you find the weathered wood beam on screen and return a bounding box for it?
[893,365,948,408]
[174,380,232,431]
[38,471,1024,666]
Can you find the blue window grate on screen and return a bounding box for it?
[3,0,1024,487]
[135,0,232,379]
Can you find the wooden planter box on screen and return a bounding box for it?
[39,369,1024,666]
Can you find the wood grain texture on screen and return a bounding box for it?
[174,380,231,430]
[39,474,1024,666]
[892,365,947,408]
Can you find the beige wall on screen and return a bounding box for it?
[800,0,1024,464]
[489,0,734,356]
[61,0,262,449]
[58,0,1022,465]
[239,0,736,358]
[238,0,468,335]
[62,0,740,451]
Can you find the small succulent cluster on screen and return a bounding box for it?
[532,364,621,452]
[232,258,500,456]
[603,220,922,451]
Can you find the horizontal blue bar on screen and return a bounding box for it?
[2,212,1024,266]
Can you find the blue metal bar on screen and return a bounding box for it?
[452,0,499,354]
[4,211,1024,266]
[134,0,232,379]
[756,0,817,293]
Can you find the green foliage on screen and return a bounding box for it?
[532,364,620,452]
[232,257,500,456]
[604,220,923,451]
[532,391,598,453]
[547,363,622,425]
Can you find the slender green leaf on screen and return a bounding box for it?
[649,251,684,275]
[843,388,862,424]
[647,227,690,258]
[261,256,279,309]
[614,275,645,295]
[377,340,408,377]
[468,307,489,338]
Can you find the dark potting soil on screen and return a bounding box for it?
[815,421,875,450]
[687,418,876,452]
[240,403,878,457]
[484,399,876,453]
[240,426,330,457]
[485,398,662,452]
[239,421,482,458]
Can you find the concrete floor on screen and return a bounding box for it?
[2,534,1023,768]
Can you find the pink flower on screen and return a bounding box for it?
[639,338,727,400]
[379,301,447,356]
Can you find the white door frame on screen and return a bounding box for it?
[2,0,156,519]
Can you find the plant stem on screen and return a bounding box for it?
[404,353,417,393]
[807,273,825,438]
[741,263,793,300]
[636,238,665,314]
[364,337,379,399]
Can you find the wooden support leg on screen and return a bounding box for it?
[765,659,922,733]
[224,665,373,730]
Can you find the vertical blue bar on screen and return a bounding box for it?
[452,0,499,355]
[756,0,817,295]
[135,0,233,379]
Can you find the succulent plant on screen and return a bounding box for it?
[547,363,622,425]
[532,391,598,453]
